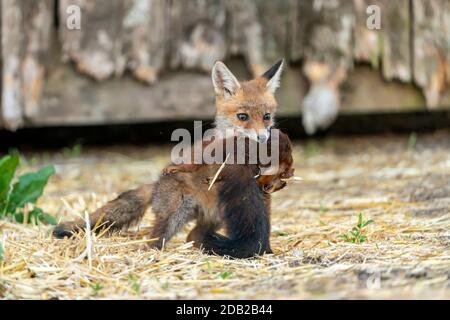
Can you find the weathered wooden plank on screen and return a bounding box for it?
[2,0,24,130]
[341,65,425,113]
[60,0,126,81]
[60,0,227,82]
[122,0,168,84]
[38,63,216,125]
[30,59,437,128]
[58,0,291,82]
[22,1,53,117]
[353,0,382,68]
[61,0,170,84]
[168,0,291,75]
[291,0,354,134]
[1,0,449,131]
[169,0,227,72]
[226,0,266,76]
[254,0,292,65]
[380,0,412,82]
[1,0,52,130]
[413,0,450,109]
[291,0,354,67]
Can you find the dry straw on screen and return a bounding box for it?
[0,132,449,299]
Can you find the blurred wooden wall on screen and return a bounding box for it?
[1,0,449,130]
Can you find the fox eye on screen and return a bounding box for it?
[237,113,249,121]
[263,113,271,121]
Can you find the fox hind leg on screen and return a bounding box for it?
[148,195,198,249]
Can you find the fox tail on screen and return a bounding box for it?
[53,184,153,238]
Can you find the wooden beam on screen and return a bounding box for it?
[1,0,52,130]
[413,0,450,109]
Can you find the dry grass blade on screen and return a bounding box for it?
[281,176,303,182]
[84,210,93,270]
[208,153,230,191]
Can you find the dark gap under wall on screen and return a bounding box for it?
[0,111,449,152]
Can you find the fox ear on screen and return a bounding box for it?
[212,61,241,98]
[262,59,284,94]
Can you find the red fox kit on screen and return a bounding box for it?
[54,60,291,258]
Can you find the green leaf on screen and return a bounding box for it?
[90,283,103,296]
[0,154,19,201]
[8,166,55,212]
[219,271,233,279]
[14,208,57,225]
[0,243,4,262]
[29,208,42,225]
[13,212,24,223]
[357,213,363,228]
[407,132,417,150]
[362,219,374,228]
[40,212,57,225]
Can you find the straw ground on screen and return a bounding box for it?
[1,130,449,299]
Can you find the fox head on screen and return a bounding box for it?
[212,59,284,143]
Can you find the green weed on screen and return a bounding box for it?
[338,212,374,244]
[0,154,56,225]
